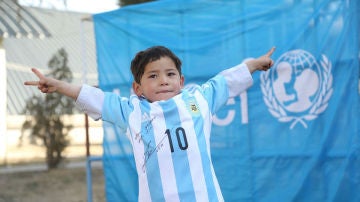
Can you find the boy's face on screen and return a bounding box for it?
[133,56,184,102]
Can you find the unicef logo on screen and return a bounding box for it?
[260,50,333,129]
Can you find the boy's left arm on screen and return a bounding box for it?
[219,47,275,98]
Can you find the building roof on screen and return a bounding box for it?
[0,0,51,38]
[4,6,99,115]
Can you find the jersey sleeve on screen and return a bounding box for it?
[75,84,104,120]
[200,63,253,113]
[219,63,253,97]
[101,93,133,129]
[75,84,131,129]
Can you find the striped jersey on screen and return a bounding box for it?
[76,63,253,202]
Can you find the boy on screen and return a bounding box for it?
[25,46,275,202]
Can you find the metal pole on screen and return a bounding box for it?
[85,114,90,156]
[86,156,93,202]
[80,17,94,202]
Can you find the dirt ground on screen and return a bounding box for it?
[0,166,105,202]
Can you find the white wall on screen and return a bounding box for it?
[3,114,103,165]
[0,49,6,164]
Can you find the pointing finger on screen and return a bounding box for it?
[266,47,276,57]
[24,81,39,86]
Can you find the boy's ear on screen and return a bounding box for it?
[132,82,142,96]
[180,75,185,87]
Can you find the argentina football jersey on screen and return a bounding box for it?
[76,63,253,202]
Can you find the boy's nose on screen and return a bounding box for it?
[159,75,169,85]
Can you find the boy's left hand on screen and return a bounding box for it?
[246,47,276,73]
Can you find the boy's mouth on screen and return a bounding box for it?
[156,90,172,94]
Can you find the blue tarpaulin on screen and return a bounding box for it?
[93,0,360,201]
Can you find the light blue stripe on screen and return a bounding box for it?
[159,99,197,202]
[182,91,219,201]
[141,101,165,202]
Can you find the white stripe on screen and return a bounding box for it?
[129,98,151,202]
[194,91,224,201]
[174,97,209,202]
[151,103,180,202]
[240,92,249,124]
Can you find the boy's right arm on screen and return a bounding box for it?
[24,68,104,120]
[24,68,82,100]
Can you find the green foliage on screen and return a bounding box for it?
[118,0,154,7]
[22,48,74,169]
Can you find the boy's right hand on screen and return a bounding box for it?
[24,68,58,93]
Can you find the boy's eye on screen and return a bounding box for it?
[167,72,176,76]
[148,74,157,79]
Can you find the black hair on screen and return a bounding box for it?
[130,46,182,84]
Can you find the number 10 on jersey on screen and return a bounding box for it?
[165,127,188,152]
